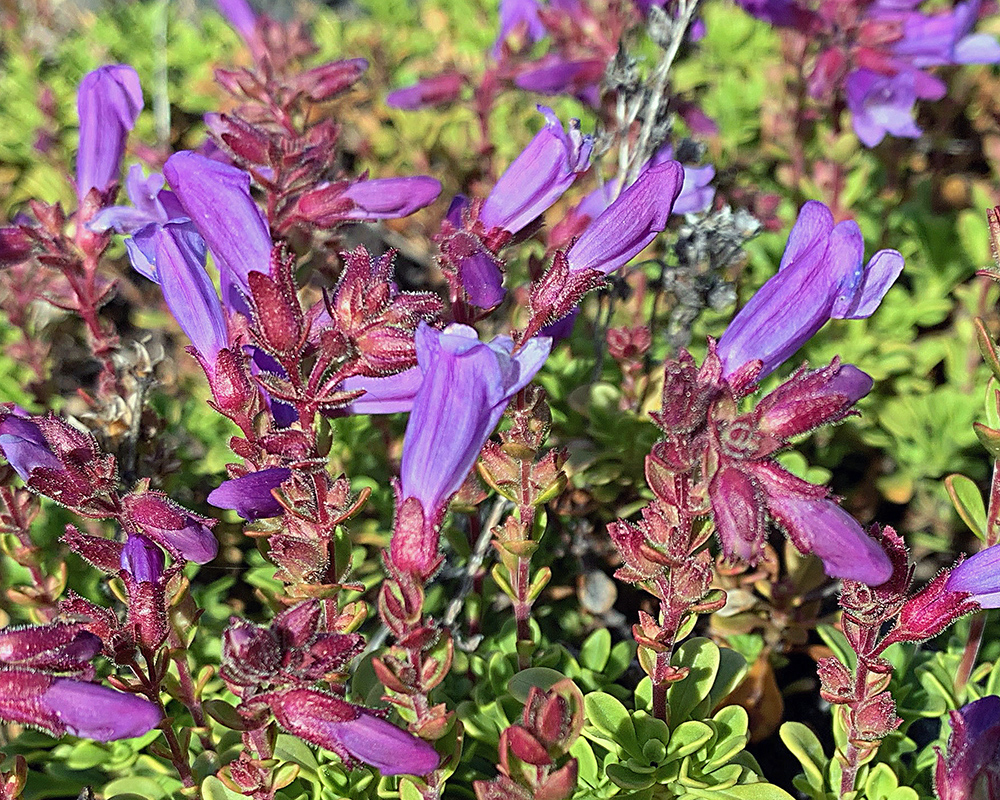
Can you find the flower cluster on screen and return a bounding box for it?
[737,0,1000,146]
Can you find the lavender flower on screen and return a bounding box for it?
[479,107,592,234]
[89,165,188,279]
[267,688,440,775]
[845,69,930,148]
[215,0,258,43]
[342,177,442,220]
[0,672,162,742]
[495,0,546,54]
[0,413,63,482]
[122,492,218,564]
[120,533,165,583]
[342,367,423,415]
[566,160,684,274]
[163,151,272,312]
[935,696,1000,800]
[717,200,904,379]
[387,73,464,110]
[208,467,292,520]
[392,323,550,575]
[945,543,1000,607]
[76,65,143,201]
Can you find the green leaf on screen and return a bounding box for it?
[706,647,749,711]
[865,763,900,800]
[779,722,827,791]
[684,784,796,799]
[665,720,714,761]
[945,474,987,541]
[817,625,856,672]
[273,734,319,776]
[667,638,721,725]
[103,778,169,800]
[606,762,657,790]
[584,691,641,756]
[507,667,567,702]
[580,628,612,673]
[202,777,247,800]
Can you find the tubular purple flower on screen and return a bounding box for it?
[514,58,606,106]
[479,107,592,234]
[342,177,442,220]
[342,367,423,415]
[153,223,228,368]
[566,160,683,274]
[717,200,904,379]
[494,0,546,54]
[935,696,1000,800]
[215,0,258,43]
[0,623,100,672]
[887,0,1000,67]
[387,73,464,110]
[392,324,550,574]
[945,544,1000,607]
[268,689,440,775]
[759,482,892,584]
[122,493,218,565]
[0,671,161,742]
[845,69,929,147]
[120,533,165,583]
[163,151,272,311]
[208,467,292,520]
[0,414,63,482]
[76,65,144,201]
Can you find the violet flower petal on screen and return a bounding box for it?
[163,151,272,311]
[567,160,683,274]
[76,65,144,200]
[208,467,292,520]
[717,200,904,379]
[0,416,63,482]
[946,544,1000,607]
[120,533,165,583]
[764,492,892,584]
[333,712,442,776]
[846,69,923,148]
[42,678,162,741]
[343,177,442,220]
[153,222,228,366]
[480,106,592,234]
[459,248,506,308]
[215,0,258,42]
[342,367,423,415]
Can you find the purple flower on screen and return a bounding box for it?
[89,165,188,280]
[514,58,606,106]
[0,671,161,742]
[208,467,292,520]
[342,177,442,220]
[0,413,63,482]
[935,696,1000,800]
[717,200,904,379]
[387,73,464,110]
[267,688,440,775]
[215,0,258,43]
[392,324,550,575]
[945,544,1000,607]
[0,623,100,672]
[163,151,272,312]
[845,68,933,147]
[759,485,892,584]
[342,367,423,415]
[76,65,144,201]
[153,223,228,368]
[566,160,684,274]
[886,0,1000,67]
[122,492,218,564]
[120,533,165,583]
[495,0,546,54]
[479,107,592,234]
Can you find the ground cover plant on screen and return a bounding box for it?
[0,0,999,798]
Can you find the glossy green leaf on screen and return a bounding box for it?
[945,474,987,540]
[779,722,827,791]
